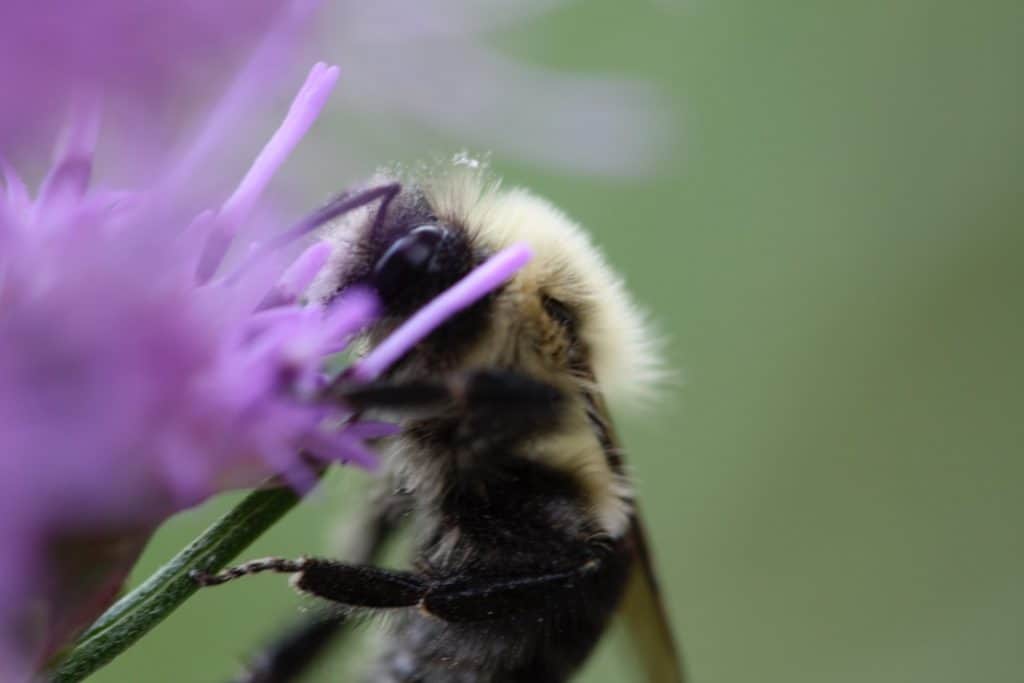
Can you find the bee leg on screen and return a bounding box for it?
[421,559,606,623]
[226,489,409,683]
[289,560,427,607]
[332,369,566,436]
[191,557,309,587]
[456,369,567,439]
[196,557,427,608]
[328,377,454,415]
[286,558,608,626]
[196,551,605,621]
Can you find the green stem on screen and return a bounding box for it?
[48,486,302,682]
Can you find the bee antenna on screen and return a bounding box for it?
[268,182,402,250]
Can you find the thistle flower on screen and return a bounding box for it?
[0,58,357,673]
[0,55,531,679]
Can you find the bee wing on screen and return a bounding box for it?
[585,389,684,682]
[621,511,686,683]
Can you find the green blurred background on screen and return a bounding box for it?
[94,1,1024,681]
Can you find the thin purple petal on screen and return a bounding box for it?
[35,103,101,215]
[261,240,333,308]
[219,63,340,230]
[195,64,340,283]
[261,444,320,496]
[162,0,322,192]
[321,287,379,348]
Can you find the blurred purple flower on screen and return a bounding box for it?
[0,0,295,147]
[0,57,532,680]
[0,57,389,674]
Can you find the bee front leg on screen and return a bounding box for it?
[193,558,427,608]
[291,560,427,607]
[296,561,609,624]
[197,557,605,621]
[225,489,410,683]
[330,369,567,438]
[421,559,606,623]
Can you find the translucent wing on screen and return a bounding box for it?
[621,512,685,683]
[584,389,684,682]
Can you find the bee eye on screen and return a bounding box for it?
[541,294,579,340]
[372,224,448,298]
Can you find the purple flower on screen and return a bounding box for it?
[0,60,373,671]
[0,55,531,677]
[0,0,298,148]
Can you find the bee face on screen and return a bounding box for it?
[355,189,477,320]
[310,168,659,401]
[365,211,593,390]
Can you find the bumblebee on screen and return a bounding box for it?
[196,164,682,682]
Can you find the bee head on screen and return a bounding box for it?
[309,167,660,404]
